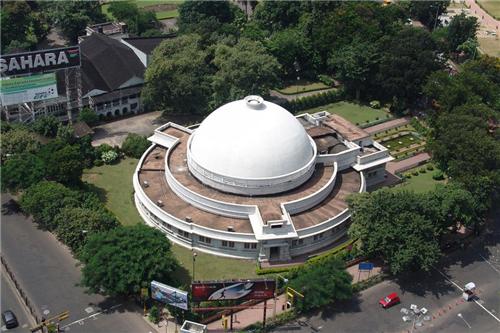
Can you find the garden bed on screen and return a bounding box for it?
[304,101,391,125]
[276,81,331,95]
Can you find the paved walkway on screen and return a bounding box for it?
[386,152,431,174]
[205,261,383,332]
[465,0,499,31]
[364,117,410,135]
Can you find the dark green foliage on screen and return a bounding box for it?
[38,141,84,185]
[432,170,445,180]
[253,0,304,31]
[1,128,40,158]
[32,116,59,137]
[142,34,212,114]
[409,0,450,30]
[284,90,343,113]
[1,153,45,191]
[20,181,80,230]
[79,224,179,296]
[121,133,150,159]
[148,305,161,324]
[446,13,479,52]
[288,257,352,312]
[108,1,159,36]
[78,107,99,126]
[54,207,118,253]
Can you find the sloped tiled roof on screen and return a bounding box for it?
[122,35,175,54]
[80,33,145,94]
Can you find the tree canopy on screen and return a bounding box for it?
[409,0,450,30]
[446,13,479,53]
[1,128,40,158]
[38,140,84,185]
[79,224,179,296]
[107,1,159,36]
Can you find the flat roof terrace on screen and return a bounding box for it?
[166,129,335,222]
[139,147,254,233]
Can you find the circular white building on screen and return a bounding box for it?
[134,96,392,262]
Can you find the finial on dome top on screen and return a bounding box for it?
[245,95,265,110]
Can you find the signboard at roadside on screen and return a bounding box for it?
[0,73,58,106]
[151,280,188,310]
[1,46,81,77]
[358,262,374,271]
[191,279,275,302]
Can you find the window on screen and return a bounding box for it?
[199,236,211,244]
[131,103,138,110]
[313,233,324,241]
[112,99,120,106]
[222,241,235,248]
[244,243,257,249]
[178,230,189,238]
[292,239,304,247]
[121,97,129,104]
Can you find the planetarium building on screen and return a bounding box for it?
[133,96,393,262]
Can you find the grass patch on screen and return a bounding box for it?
[381,133,423,152]
[102,0,183,20]
[83,157,260,281]
[477,0,500,19]
[304,101,390,125]
[395,164,446,193]
[83,158,143,226]
[155,9,179,19]
[276,81,330,95]
[479,37,500,57]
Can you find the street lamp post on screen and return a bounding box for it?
[458,313,472,329]
[192,252,197,282]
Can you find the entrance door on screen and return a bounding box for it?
[269,246,280,260]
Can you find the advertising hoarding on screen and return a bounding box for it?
[191,279,275,302]
[151,280,189,310]
[1,46,81,77]
[0,73,58,106]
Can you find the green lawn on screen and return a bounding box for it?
[276,81,331,95]
[479,38,500,57]
[83,158,143,226]
[304,101,391,125]
[83,158,259,281]
[381,133,422,151]
[477,0,500,19]
[102,0,183,20]
[156,9,179,20]
[395,165,446,193]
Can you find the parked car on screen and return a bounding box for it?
[1,310,19,329]
[379,292,400,308]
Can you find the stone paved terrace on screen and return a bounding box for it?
[290,169,361,230]
[166,128,335,222]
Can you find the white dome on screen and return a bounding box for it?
[189,96,314,181]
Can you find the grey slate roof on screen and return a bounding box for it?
[80,33,145,94]
[122,35,175,54]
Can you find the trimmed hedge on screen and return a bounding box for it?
[282,89,344,113]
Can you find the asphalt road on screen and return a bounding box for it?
[1,194,154,333]
[273,215,500,333]
[1,273,32,332]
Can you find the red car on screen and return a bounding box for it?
[379,292,400,308]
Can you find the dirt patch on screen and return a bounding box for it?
[143,4,177,12]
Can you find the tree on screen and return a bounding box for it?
[121,133,150,159]
[142,34,212,115]
[328,40,379,100]
[212,38,281,107]
[44,0,106,42]
[1,154,45,191]
[409,0,450,30]
[288,257,352,312]
[347,189,443,274]
[266,28,315,79]
[54,207,118,253]
[377,27,443,111]
[1,128,40,158]
[447,13,479,53]
[78,107,99,126]
[20,181,80,230]
[107,1,159,36]
[253,0,305,31]
[79,224,179,296]
[32,116,59,137]
[38,141,84,185]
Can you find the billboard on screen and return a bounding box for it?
[151,280,189,310]
[0,73,58,106]
[1,46,81,77]
[191,279,275,302]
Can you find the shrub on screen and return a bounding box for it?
[122,133,150,158]
[426,164,434,171]
[94,159,104,167]
[78,107,99,126]
[32,116,60,137]
[101,150,119,164]
[318,74,334,86]
[404,173,412,179]
[369,100,381,109]
[96,144,114,157]
[419,168,426,174]
[432,170,445,180]
[412,171,419,176]
[148,305,161,324]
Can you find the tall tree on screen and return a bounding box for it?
[409,0,450,30]
[211,38,281,107]
[253,0,305,31]
[1,128,40,158]
[38,140,84,185]
[107,1,159,36]
[79,224,179,296]
[142,34,212,115]
[1,154,45,191]
[447,13,479,53]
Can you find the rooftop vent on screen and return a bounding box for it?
[227,226,234,232]
[245,95,264,110]
[143,180,149,188]
[156,200,164,207]
[185,216,193,223]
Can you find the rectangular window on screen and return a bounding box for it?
[251,243,257,249]
[228,241,235,248]
[199,236,211,244]
[131,103,138,109]
[183,231,190,238]
[121,97,129,104]
[313,233,324,241]
[112,99,120,106]
[244,243,250,249]
[222,240,228,247]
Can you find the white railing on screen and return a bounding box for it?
[316,146,359,169]
[357,149,390,165]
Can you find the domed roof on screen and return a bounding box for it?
[189,96,315,180]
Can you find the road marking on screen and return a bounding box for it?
[478,254,500,274]
[61,303,122,329]
[434,268,500,324]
